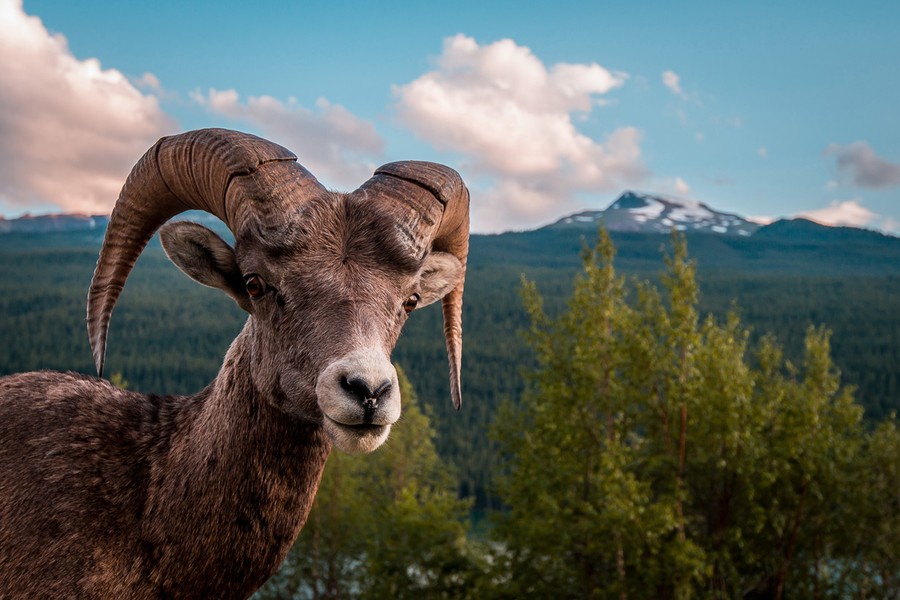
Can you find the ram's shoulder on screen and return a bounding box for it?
[0,371,166,444]
[2,370,115,411]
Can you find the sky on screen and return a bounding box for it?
[1,0,898,234]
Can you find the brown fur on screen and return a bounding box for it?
[0,192,459,598]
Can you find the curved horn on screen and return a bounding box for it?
[353,161,470,409]
[87,128,326,376]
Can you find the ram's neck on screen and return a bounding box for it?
[141,324,331,597]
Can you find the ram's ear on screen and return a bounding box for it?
[159,221,252,312]
[417,251,464,308]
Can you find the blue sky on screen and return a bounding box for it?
[2,0,898,233]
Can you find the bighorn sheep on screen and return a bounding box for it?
[0,128,469,598]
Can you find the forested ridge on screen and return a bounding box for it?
[2,224,899,597]
[1,221,900,511]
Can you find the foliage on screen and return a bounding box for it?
[835,415,900,597]
[254,367,485,599]
[109,372,129,389]
[2,225,900,512]
[2,228,899,597]
[490,230,897,599]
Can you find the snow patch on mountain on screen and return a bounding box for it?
[627,197,665,219]
[551,191,760,236]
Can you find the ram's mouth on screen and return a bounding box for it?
[322,414,392,454]
[325,416,388,434]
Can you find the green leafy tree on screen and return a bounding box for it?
[109,372,129,389]
[491,231,874,599]
[491,232,704,599]
[255,366,483,599]
[836,415,900,598]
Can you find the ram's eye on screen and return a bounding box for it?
[244,274,268,299]
[403,293,421,314]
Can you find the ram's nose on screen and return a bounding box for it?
[316,348,401,426]
[340,376,393,423]
[316,348,401,454]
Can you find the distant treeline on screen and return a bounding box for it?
[1,225,900,511]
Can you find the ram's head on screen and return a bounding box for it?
[87,129,468,453]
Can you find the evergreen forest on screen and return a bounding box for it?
[1,223,899,597]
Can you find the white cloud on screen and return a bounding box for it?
[824,141,900,188]
[134,72,161,91]
[881,217,900,234]
[662,69,704,106]
[0,0,174,215]
[394,34,647,231]
[797,199,878,228]
[192,89,384,189]
[662,70,685,98]
[649,176,691,199]
[757,146,768,159]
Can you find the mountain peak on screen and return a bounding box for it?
[612,190,708,212]
[549,191,759,236]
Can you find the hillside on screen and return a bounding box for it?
[2,206,899,507]
[414,221,900,503]
[0,213,108,234]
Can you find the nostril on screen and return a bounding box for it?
[372,380,392,399]
[341,376,371,400]
[340,376,393,404]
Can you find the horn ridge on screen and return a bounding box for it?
[87,128,324,376]
[374,161,463,207]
